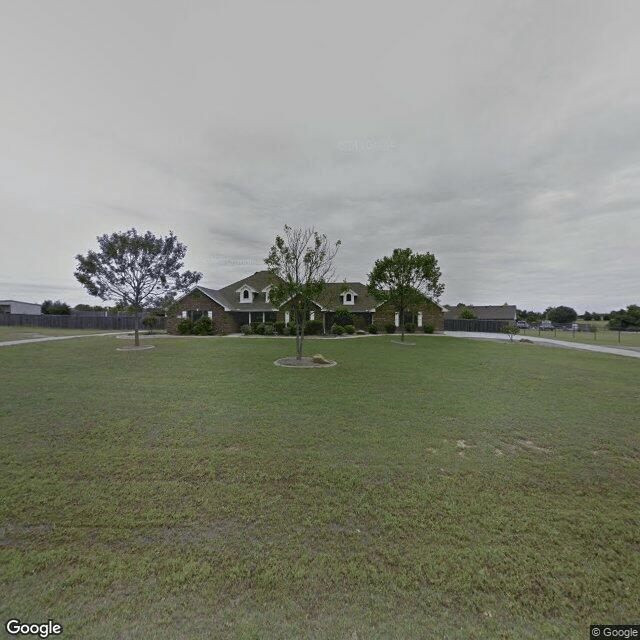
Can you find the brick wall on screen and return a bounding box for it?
[372,300,444,332]
[167,291,239,334]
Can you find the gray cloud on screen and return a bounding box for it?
[1,0,639,311]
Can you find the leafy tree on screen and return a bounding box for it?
[547,306,577,324]
[334,306,354,327]
[74,229,202,346]
[141,313,159,334]
[265,225,341,360]
[608,305,640,330]
[501,325,520,342]
[367,248,444,342]
[41,300,71,315]
[459,306,476,320]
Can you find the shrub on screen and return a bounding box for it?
[192,315,214,335]
[332,324,345,335]
[282,325,291,336]
[142,313,159,333]
[263,323,275,335]
[240,324,252,335]
[177,319,193,335]
[304,319,324,335]
[423,323,435,334]
[368,324,378,334]
[344,324,356,334]
[384,323,396,334]
[250,321,261,333]
[404,322,416,333]
[255,323,266,335]
[334,307,354,327]
[274,321,285,335]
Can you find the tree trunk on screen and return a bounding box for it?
[134,312,140,347]
[296,308,304,360]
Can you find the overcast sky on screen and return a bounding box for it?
[1,0,639,312]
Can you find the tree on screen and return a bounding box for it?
[547,306,577,324]
[41,300,71,315]
[367,248,444,342]
[459,306,476,320]
[334,306,354,327]
[608,305,640,330]
[74,229,202,346]
[265,225,341,360]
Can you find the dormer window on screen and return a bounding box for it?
[340,289,357,306]
[236,284,258,303]
[262,285,273,304]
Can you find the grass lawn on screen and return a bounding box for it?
[1,336,638,639]
[0,326,127,342]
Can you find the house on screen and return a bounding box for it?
[167,271,445,334]
[0,300,41,315]
[444,304,517,326]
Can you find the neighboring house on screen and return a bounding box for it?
[444,304,517,326]
[0,300,42,315]
[167,271,445,334]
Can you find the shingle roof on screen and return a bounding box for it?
[205,271,279,311]
[313,282,380,311]
[187,273,444,313]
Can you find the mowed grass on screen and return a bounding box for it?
[1,336,638,639]
[0,326,126,342]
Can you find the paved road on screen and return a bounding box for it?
[444,331,640,359]
[0,332,130,347]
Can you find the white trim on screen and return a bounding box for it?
[394,312,399,327]
[208,311,213,319]
[285,311,290,324]
[340,289,358,306]
[417,312,423,327]
[310,311,315,321]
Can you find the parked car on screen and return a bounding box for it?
[539,320,554,330]
[516,320,530,329]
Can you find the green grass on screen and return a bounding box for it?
[0,326,126,341]
[1,336,638,639]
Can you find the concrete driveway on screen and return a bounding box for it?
[444,331,640,359]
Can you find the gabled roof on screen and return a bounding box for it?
[314,282,379,312]
[444,304,517,320]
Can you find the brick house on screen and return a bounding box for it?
[167,271,444,334]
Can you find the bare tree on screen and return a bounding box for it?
[265,225,341,360]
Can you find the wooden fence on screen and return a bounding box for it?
[0,313,166,331]
[444,319,509,333]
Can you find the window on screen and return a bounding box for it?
[243,290,249,300]
[342,289,357,306]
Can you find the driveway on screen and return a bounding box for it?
[444,331,640,359]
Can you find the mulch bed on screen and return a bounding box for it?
[274,356,336,368]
